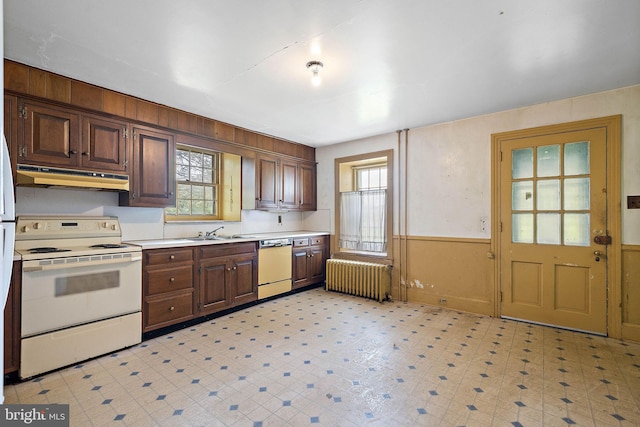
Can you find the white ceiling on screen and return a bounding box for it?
[4,1,640,147]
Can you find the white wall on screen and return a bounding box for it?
[15,186,320,241]
[316,85,640,244]
[13,85,639,243]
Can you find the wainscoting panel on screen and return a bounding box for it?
[393,236,494,315]
[622,245,640,342]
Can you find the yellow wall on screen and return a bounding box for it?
[622,245,640,342]
[392,236,494,315]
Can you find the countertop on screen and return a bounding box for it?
[125,231,329,250]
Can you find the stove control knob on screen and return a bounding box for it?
[33,222,41,230]
[111,224,117,230]
[21,225,29,233]
[102,222,109,228]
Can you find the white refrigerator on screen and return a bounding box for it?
[1,141,15,407]
[1,4,16,403]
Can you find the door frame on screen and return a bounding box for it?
[491,116,622,338]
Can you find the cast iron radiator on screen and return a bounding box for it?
[325,259,391,302]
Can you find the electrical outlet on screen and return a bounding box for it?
[439,298,447,304]
[628,195,640,209]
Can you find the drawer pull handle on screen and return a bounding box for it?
[170,255,175,260]
[170,277,175,282]
[169,306,175,311]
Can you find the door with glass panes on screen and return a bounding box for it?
[500,127,607,334]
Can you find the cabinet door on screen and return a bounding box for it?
[4,95,18,180]
[256,155,279,209]
[4,261,21,374]
[232,253,258,305]
[308,246,326,283]
[121,126,175,207]
[81,115,127,172]
[21,101,79,168]
[199,258,230,313]
[280,160,298,209]
[292,248,310,287]
[298,162,317,211]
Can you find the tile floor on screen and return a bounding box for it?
[4,287,640,426]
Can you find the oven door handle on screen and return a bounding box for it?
[23,254,142,272]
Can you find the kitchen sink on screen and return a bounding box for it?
[183,236,230,241]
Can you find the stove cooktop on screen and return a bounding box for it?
[28,247,72,254]
[16,242,141,260]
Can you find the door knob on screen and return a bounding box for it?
[594,250,606,262]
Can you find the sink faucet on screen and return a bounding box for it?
[205,226,224,238]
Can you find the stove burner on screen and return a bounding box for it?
[29,247,72,254]
[90,244,127,249]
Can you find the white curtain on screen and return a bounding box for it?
[339,189,386,253]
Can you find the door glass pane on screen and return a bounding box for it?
[564,141,589,176]
[512,148,533,179]
[512,213,534,243]
[537,179,560,210]
[564,178,590,210]
[537,213,560,245]
[537,145,560,177]
[564,213,590,246]
[512,181,533,210]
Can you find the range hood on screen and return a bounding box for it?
[16,164,129,191]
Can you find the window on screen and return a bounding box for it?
[165,146,220,220]
[335,151,393,257]
[355,164,387,191]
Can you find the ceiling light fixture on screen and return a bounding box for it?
[306,60,324,87]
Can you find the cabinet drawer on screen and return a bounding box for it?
[145,248,193,266]
[310,236,326,246]
[293,238,309,247]
[199,242,256,259]
[146,265,193,295]
[146,291,193,328]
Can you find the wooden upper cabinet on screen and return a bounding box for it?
[280,159,298,210]
[255,155,279,209]
[298,162,317,211]
[81,115,128,172]
[255,154,317,211]
[16,100,128,174]
[19,100,79,168]
[120,125,175,207]
[4,95,18,180]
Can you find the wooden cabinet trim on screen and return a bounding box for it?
[5,60,315,162]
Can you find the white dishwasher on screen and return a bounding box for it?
[258,238,292,299]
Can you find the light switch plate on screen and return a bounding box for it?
[628,195,640,209]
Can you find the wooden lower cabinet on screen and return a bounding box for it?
[292,236,328,290]
[143,247,196,332]
[4,261,21,375]
[198,242,258,315]
[142,242,259,333]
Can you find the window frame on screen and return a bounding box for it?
[334,149,393,262]
[165,144,222,222]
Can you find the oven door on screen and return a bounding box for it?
[21,252,142,337]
